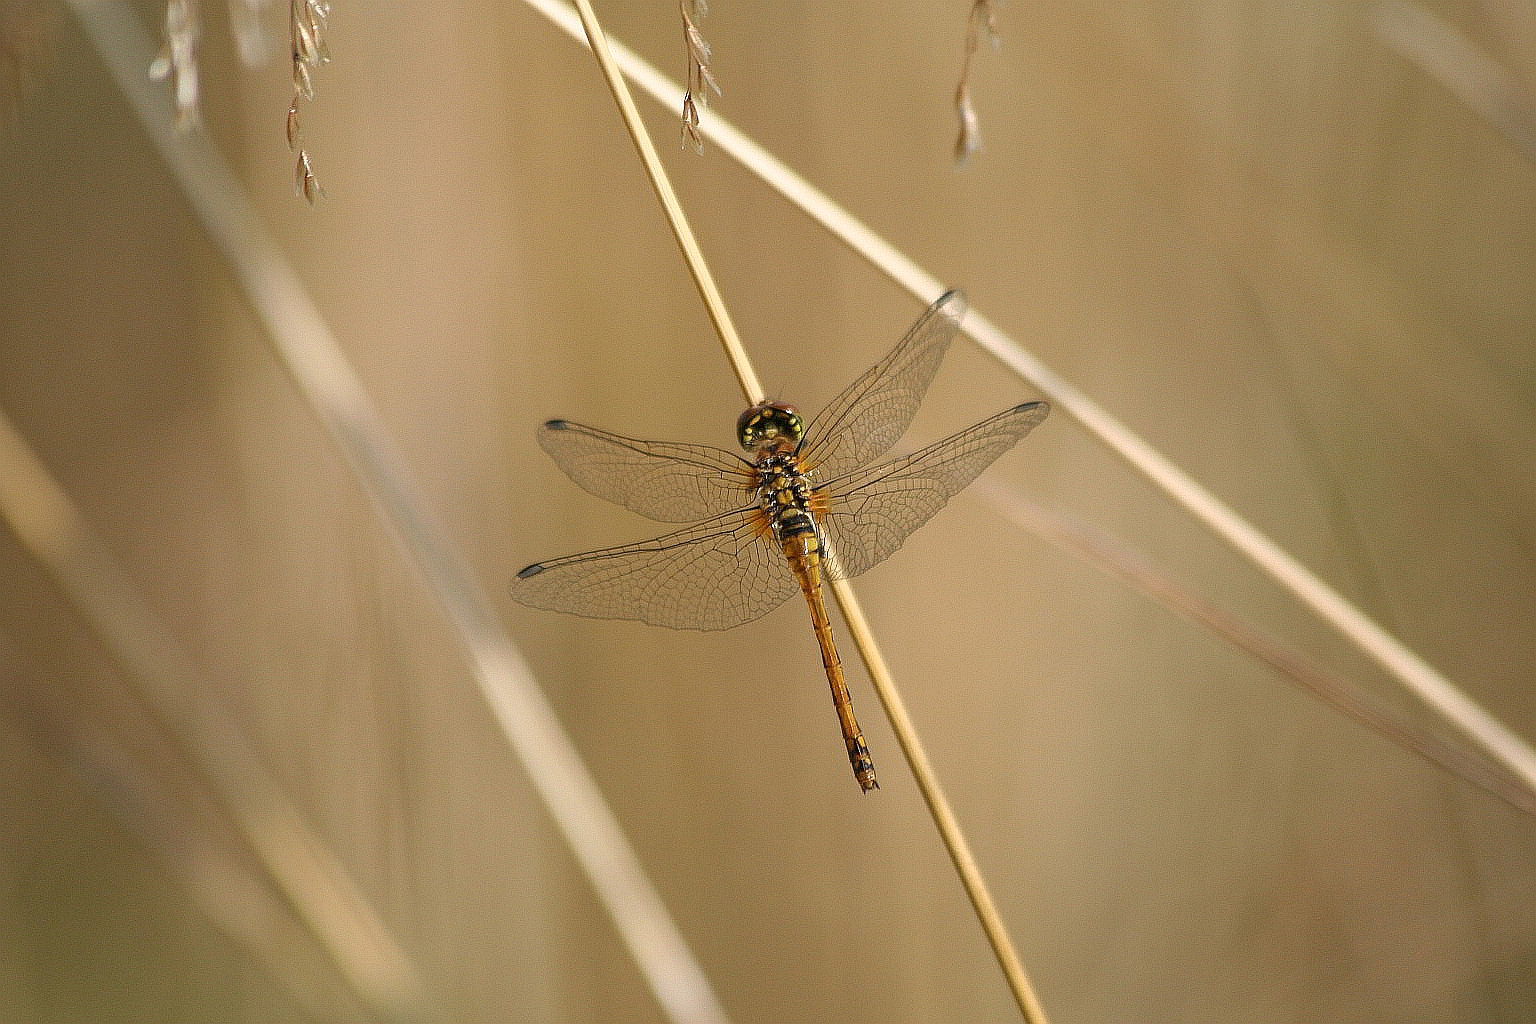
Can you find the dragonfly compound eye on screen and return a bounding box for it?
[736,402,804,452]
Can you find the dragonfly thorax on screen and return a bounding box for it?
[752,452,817,543]
[737,401,804,453]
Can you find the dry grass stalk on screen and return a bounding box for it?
[981,484,1536,819]
[518,0,1536,799]
[288,0,330,201]
[148,0,200,129]
[1373,0,1536,162]
[0,402,443,1023]
[680,0,718,152]
[954,0,1001,163]
[69,4,737,1018]
[563,0,1049,1018]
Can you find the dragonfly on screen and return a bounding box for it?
[511,290,1049,791]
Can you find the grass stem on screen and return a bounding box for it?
[68,3,732,1022]
[524,0,1536,809]
[565,2,1051,1020]
[568,0,761,404]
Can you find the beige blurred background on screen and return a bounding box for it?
[2,0,1535,1021]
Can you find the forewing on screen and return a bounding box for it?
[538,419,754,523]
[815,402,1050,580]
[799,290,967,482]
[510,507,798,631]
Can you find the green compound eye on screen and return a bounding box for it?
[736,402,805,452]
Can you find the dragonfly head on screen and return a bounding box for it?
[736,401,804,453]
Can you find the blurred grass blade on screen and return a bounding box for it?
[5,701,367,1021]
[0,409,443,1023]
[66,3,732,1022]
[980,483,1536,819]
[952,0,1001,163]
[1374,1,1536,163]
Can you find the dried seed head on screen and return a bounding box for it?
[150,0,201,131]
[679,0,719,151]
[291,54,313,98]
[286,0,331,200]
[231,0,274,66]
[681,93,703,153]
[953,0,1002,166]
[954,82,983,164]
[294,148,326,203]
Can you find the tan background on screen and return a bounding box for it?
[2,0,1534,1021]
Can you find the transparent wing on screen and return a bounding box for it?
[815,402,1050,580]
[799,289,968,483]
[510,507,798,631]
[537,419,755,523]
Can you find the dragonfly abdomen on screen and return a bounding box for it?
[762,459,880,792]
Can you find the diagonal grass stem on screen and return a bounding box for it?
[520,0,1536,807]
[563,2,1051,1020]
[68,2,732,1022]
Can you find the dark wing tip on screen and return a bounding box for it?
[927,290,964,317]
[935,288,967,318]
[514,563,547,580]
[543,419,571,431]
[1006,402,1051,436]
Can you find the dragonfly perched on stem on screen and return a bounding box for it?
[511,290,1049,791]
